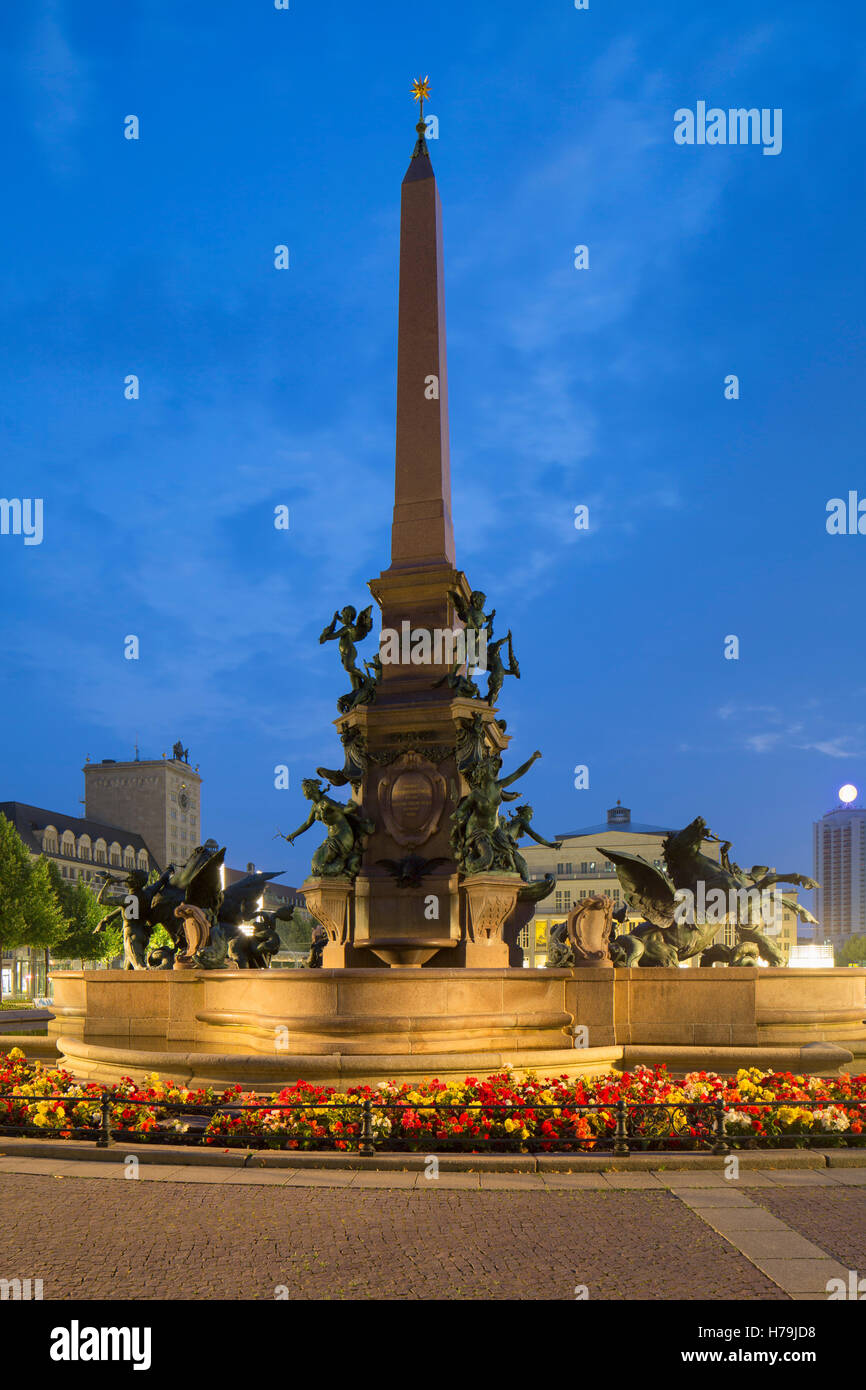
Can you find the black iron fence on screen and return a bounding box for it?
[1,1090,864,1156]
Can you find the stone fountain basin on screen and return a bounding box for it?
[44,965,866,1089]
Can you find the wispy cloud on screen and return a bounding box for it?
[718,702,865,760]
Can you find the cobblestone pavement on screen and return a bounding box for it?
[751,1186,866,1272]
[0,1174,789,1301]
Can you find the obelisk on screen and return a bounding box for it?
[387,83,455,572]
[371,77,468,697]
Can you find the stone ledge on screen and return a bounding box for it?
[1,1136,863,1173]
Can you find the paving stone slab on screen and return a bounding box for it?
[0,1157,77,1177]
[278,1170,358,1186]
[751,1257,849,1295]
[422,1174,482,1189]
[715,1173,776,1187]
[140,1166,238,1183]
[215,1170,299,1185]
[726,1229,831,1261]
[600,1173,665,1188]
[762,1170,836,1185]
[651,1172,732,1187]
[540,1174,610,1189]
[675,1188,759,1207]
[701,1208,792,1233]
[479,1173,546,1190]
[349,1171,420,1188]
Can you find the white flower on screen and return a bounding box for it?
[723,1109,753,1130]
[814,1106,850,1133]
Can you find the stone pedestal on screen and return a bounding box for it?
[451,872,522,968]
[300,679,511,968]
[303,876,354,967]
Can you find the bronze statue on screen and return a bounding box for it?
[93,849,287,971]
[338,655,382,713]
[320,605,375,707]
[484,630,519,706]
[228,910,286,968]
[451,750,541,875]
[316,724,369,788]
[94,863,178,970]
[547,920,572,968]
[449,588,495,641]
[432,666,481,700]
[281,777,375,879]
[376,853,450,888]
[604,815,819,967]
[499,804,561,881]
[456,712,490,773]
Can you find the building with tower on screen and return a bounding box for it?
[83,743,201,872]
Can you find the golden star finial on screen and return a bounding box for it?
[411,75,431,117]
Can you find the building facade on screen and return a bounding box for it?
[84,748,201,872]
[0,801,156,887]
[813,801,866,947]
[518,802,798,968]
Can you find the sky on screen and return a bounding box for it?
[0,0,864,893]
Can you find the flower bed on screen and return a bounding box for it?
[1,1048,864,1152]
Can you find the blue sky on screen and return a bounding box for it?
[0,0,863,890]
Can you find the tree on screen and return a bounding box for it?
[0,814,66,1001]
[46,864,122,965]
[837,934,866,967]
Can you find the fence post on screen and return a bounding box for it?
[712,1098,729,1156]
[613,1097,629,1157]
[360,1098,374,1157]
[97,1094,112,1149]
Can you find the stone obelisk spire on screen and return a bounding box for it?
[302,88,516,969]
[387,76,455,571]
